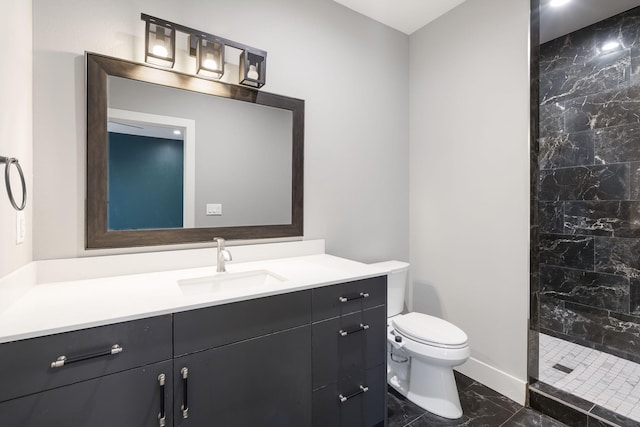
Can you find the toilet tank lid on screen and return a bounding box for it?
[369,260,409,273]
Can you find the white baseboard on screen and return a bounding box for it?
[455,356,527,405]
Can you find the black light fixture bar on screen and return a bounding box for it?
[141,13,267,88]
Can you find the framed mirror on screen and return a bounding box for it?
[86,52,304,249]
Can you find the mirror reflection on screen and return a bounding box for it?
[107,76,292,231]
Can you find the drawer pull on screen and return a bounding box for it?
[339,323,370,337]
[158,374,166,427]
[338,292,369,303]
[50,344,123,368]
[181,367,189,419]
[339,385,369,403]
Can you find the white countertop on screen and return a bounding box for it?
[0,254,390,344]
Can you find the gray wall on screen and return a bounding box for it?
[538,6,640,363]
[108,77,292,228]
[0,0,32,278]
[409,0,530,403]
[32,0,409,262]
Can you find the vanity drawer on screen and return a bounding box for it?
[312,364,386,427]
[174,290,311,355]
[312,305,386,389]
[0,314,172,403]
[312,276,386,322]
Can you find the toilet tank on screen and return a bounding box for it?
[370,261,409,317]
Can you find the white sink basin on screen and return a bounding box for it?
[178,270,287,296]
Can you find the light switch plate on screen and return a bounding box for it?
[206,203,222,216]
[16,210,25,245]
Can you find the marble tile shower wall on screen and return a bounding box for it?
[538,7,640,364]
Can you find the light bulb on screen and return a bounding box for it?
[203,58,217,70]
[173,129,181,135]
[549,0,570,7]
[247,64,259,80]
[152,44,168,58]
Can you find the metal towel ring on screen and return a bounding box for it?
[0,156,27,211]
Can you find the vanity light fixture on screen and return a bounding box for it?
[144,17,176,68]
[239,49,267,88]
[141,13,267,88]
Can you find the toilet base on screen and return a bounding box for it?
[406,358,463,419]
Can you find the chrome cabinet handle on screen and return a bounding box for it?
[338,292,369,303]
[181,367,189,419]
[50,344,123,368]
[158,374,166,427]
[339,323,369,337]
[339,385,369,403]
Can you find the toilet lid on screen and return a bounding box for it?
[392,312,468,348]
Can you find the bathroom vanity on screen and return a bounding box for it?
[0,252,388,426]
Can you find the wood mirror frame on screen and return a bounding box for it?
[86,52,304,249]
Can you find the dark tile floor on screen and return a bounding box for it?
[387,372,568,427]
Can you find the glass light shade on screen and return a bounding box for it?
[145,21,175,68]
[196,37,224,79]
[239,50,266,88]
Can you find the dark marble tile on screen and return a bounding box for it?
[540,234,595,270]
[564,85,640,133]
[540,164,630,202]
[563,301,640,361]
[632,278,640,315]
[631,162,640,200]
[587,416,618,427]
[565,201,640,238]
[407,384,516,427]
[540,296,568,333]
[594,124,640,164]
[503,407,569,426]
[529,389,589,426]
[466,383,521,414]
[453,371,474,392]
[540,32,597,74]
[540,103,565,138]
[540,265,630,313]
[589,405,640,427]
[594,8,640,51]
[387,387,425,427]
[529,381,595,412]
[540,202,564,234]
[595,236,640,278]
[540,49,630,106]
[540,133,594,169]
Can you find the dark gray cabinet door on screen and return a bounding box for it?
[174,325,312,427]
[312,305,387,389]
[312,364,386,427]
[0,360,173,427]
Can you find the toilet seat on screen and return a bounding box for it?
[392,312,468,349]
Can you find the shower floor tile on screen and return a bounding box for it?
[539,333,640,422]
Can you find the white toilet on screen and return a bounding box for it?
[372,261,470,419]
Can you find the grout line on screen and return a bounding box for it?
[499,408,524,426]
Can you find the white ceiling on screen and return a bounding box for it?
[332,0,468,35]
[332,0,640,43]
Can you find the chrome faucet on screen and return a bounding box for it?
[214,237,232,272]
